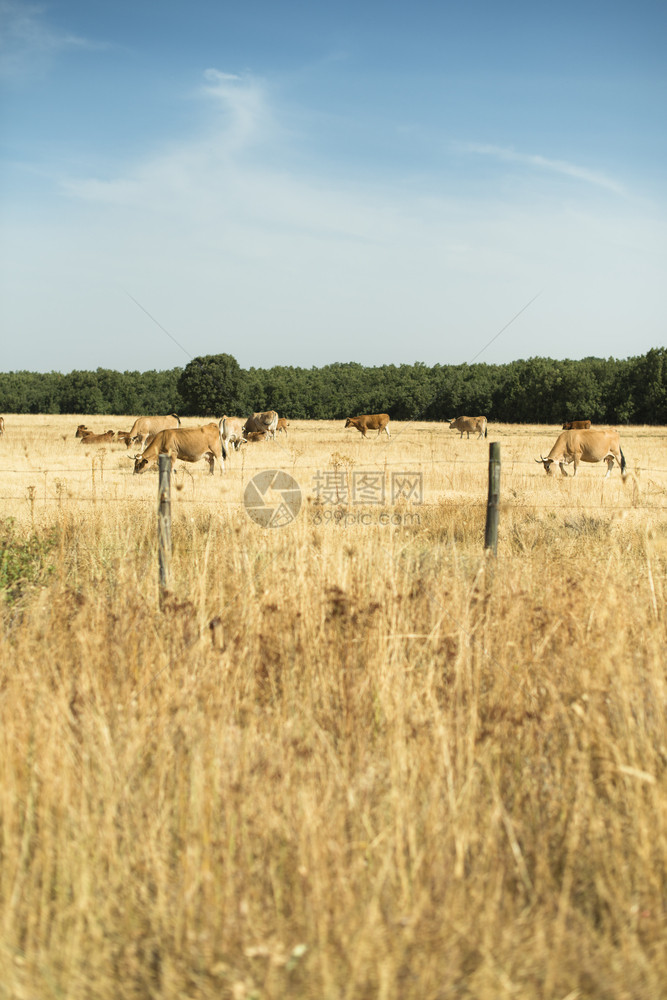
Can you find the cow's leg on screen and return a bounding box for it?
[559,461,569,476]
[385,426,390,437]
[604,457,614,478]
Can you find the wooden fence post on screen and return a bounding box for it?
[484,442,500,555]
[158,454,172,594]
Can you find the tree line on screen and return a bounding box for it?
[0,348,665,424]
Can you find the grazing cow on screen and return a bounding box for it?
[245,430,270,442]
[276,417,289,436]
[344,413,391,438]
[449,416,488,439]
[75,424,90,438]
[80,430,115,445]
[562,420,592,430]
[219,416,246,452]
[115,432,133,447]
[0,416,4,436]
[127,413,180,448]
[536,428,626,479]
[133,423,227,475]
[244,410,279,439]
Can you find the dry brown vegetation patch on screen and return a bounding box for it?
[0,415,666,998]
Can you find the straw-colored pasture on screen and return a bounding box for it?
[1,414,666,999]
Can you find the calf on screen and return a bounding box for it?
[562,420,591,430]
[80,430,115,445]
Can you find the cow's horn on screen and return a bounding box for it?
[535,456,545,463]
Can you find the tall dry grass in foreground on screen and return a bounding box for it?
[0,416,666,999]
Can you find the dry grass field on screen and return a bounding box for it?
[1,414,666,1000]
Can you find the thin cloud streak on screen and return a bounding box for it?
[0,0,99,80]
[460,142,626,196]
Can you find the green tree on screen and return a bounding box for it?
[177,355,243,416]
[59,371,106,414]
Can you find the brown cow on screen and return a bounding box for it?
[536,428,626,478]
[562,420,592,430]
[449,416,487,439]
[80,430,115,445]
[344,413,390,438]
[276,417,289,436]
[75,424,90,438]
[127,413,181,448]
[133,423,227,475]
[245,430,270,442]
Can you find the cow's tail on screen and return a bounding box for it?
[620,448,627,477]
[219,419,227,454]
[171,413,181,425]
[484,422,488,438]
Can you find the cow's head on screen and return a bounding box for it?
[535,456,555,475]
[133,455,149,474]
[344,418,355,428]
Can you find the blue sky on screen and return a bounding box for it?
[1,0,665,373]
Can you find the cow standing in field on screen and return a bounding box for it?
[127,413,181,449]
[244,410,279,439]
[536,428,626,478]
[276,417,289,436]
[219,416,246,452]
[449,416,487,439]
[133,423,227,475]
[344,414,390,438]
[562,420,592,430]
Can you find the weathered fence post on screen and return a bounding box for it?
[484,442,500,555]
[158,454,172,595]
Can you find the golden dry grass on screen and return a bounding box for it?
[0,415,666,999]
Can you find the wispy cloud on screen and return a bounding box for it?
[460,142,625,196]
[60,69,275,208]
[200,69,272,155]
[0,0,99,80]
